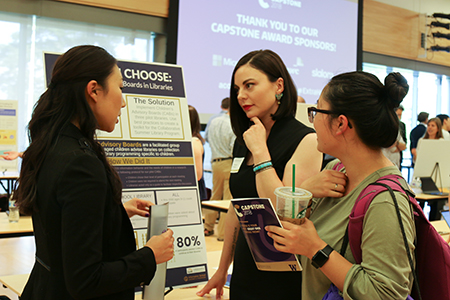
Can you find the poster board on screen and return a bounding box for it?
[44,53,208,289]
[0,100,18,173]
[413,139,450,189]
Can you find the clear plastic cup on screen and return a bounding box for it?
[8,198,19,223]
[8,207,19,223]
[275,187,312,225]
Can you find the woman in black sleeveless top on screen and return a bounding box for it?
[197,50,322,299]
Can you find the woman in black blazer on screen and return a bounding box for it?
[15,45,174,300]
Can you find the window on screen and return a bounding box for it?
[0,12,155,153]
[363,62,450,180]
[363,62,450,146]
[417,71,438,118]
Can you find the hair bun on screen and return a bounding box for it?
[383,72,409,108]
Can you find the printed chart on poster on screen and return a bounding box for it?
[44,53,208,289]
[0,100,19,173]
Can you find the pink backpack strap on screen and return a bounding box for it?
[332,161,345,172]
[348,174,405,264]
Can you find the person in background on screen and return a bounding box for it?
[267,71,414,300]
[297,95,306,103]
[203,101,236,240]
[421,117,443,141]
[395,105,407,166]
[197,49,323,299]
[205,97,229,142]
[14,45,174,300]
[0,151,23,160]
[410,111,428,165]
[436,114,450,140]
[382,130,406,169]
[416,117,445,221]
[189,105,208,202]
[436,114,450,213]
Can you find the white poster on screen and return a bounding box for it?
[0,100,19,173]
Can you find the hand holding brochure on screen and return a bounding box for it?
[231,198,302,272]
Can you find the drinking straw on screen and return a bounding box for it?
[292,164,295,218]
[292,164,295,193]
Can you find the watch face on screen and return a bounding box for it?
[312,245,333,269]
[312,250,327,268]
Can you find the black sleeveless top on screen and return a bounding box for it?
[229,116,315,300]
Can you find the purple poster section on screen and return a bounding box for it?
[117,165,196,189]
[101,140,196,189]
[117,60,185,98]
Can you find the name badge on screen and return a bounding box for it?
[230,157,245,173]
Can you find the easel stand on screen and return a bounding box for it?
[430,162,444,190]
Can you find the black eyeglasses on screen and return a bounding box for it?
[307,106,352,128]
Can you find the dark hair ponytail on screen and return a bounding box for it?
[324,71,409,149]
[384,72,409,109]
[16,45,122,215]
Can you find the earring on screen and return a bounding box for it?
[275,93,283,104]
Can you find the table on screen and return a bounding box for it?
[413,187,449,202]
[0,212,33,238]
[0,173,19,198]
[431,220,450,244]
[0,273,27,296]
[201,200,230,213]
[0,251,230,300]
[415,192,448,202]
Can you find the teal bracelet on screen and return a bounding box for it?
[253,161,273,172]
[255,165,273,174]
[253,160,271,169]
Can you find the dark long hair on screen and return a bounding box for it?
[188,105,205,144]
[16,45,122,215]
[229,50,297,144]
[323,71,409,149]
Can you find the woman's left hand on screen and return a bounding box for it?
[123,198,153,218]
[300,170,347,198]
[266,218,326,259]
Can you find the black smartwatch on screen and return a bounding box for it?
[311,245,333,269]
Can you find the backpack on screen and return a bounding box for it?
[333,162,450,300]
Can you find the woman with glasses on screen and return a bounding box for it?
[267,71,415,300]
[197,49,323,299]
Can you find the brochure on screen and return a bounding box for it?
[231,198,302,272]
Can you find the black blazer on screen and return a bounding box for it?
[21,123,156,300]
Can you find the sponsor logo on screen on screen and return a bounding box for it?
[258,0,302,9]
[213,54,222,66]
[294,57,304,67]
[258,0,270,9]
